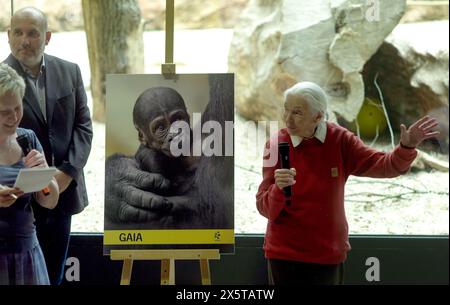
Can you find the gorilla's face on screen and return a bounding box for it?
[133,87,191,158]
[147,109,190,158]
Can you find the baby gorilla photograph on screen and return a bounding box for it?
[103,74,234,253]
[133,86,197,196]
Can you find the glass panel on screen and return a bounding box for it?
[1,0,447,235]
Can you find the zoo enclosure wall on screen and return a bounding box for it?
[64,234,449,285]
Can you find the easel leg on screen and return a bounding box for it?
[161,258,175,285]
[120,259,133,285]
[199,259,211,285]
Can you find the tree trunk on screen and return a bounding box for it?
[82,0,144,122]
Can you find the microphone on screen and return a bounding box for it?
[16,134,51,196]
[278,142,292,205]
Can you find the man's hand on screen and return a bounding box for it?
[400,116,440,148]
[274,168,296,190]
[54,170,73,194]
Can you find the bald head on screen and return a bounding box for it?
[8,6,51,73]
[12,7,48,32]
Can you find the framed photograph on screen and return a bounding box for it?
[103,74,234,255]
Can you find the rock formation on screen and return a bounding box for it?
[228,0,406,125]
[363,20,449,153]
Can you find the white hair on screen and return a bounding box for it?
[284,81,328,119]
[0,63,26,99]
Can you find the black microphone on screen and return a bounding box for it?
[278,142,292,205]
[16,134,51,196]
[16,134,32,156]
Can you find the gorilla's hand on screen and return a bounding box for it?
[105,154,174,224]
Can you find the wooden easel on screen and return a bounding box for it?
[110,249,220,285]
[110,0,222,286]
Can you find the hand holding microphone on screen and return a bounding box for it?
[22,150,47,168]
[16,134,51,196]
[276,142,296,205]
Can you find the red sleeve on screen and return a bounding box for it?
[344,131,418,178]
[255,139,286,221]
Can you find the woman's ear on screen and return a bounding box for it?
[314,111,324,123]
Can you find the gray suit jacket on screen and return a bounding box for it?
[4,53,93,215]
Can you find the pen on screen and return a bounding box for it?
[0,184,18,200]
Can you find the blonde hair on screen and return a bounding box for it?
[284,81,328,119]
[0,63,26,99]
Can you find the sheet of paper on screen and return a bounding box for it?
[13,167,57,193]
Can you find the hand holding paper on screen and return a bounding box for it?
[0,184,23,207]
[13,167,57,194]
[17,135,51,195]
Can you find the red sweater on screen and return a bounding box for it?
[256,122,417,264]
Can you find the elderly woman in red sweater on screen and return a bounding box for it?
[256,81,440,285]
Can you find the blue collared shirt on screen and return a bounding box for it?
[19,56,47,121]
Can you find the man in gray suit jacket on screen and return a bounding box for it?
[4,7,93,285]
